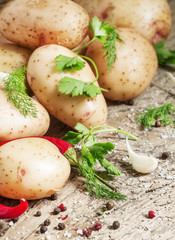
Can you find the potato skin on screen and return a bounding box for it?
[86,28,158,101]
[0,43,31,73]
[0,90,50,142]
[0,0,89,49]
[0,138,71,199]
[73,0,172,44]
[27,44,107,129]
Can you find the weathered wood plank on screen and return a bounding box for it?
[0,0,175,239]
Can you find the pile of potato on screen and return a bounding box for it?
[0,0,172,199]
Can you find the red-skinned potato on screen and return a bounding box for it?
[27,44,107,129]
[0,0,89,49]
[0,89,50,142]
[0,137,71,199]
[86,28,158,101]
[73,0,172,45]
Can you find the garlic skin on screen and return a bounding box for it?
[126,137,158,173]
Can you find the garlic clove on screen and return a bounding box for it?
[126,137,158,174]
[166,71,175,83]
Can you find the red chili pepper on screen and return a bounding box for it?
[0,198,28,219]
[0,136,78,166]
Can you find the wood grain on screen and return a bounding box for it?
[0,0,175,239]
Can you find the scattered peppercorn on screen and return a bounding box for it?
[57,222,65,230]
[58,203,67,212]
[93,222,102,231]
[44,219,51,226]
[106,200,114,210]
[82,229,92,237]
[148,210,156,219]
[112,221,120,229]
[40,225,47,233]
[53,207,61,215]
[161,152,170,160]
[35,211,41,217]
[50,193,58,200]
[155,120,161,127]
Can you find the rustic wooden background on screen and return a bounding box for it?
[0,0,175,239]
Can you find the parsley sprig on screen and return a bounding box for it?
[136,103,175,129]
[56,17,122,98]
[56,54,107,97]
[63,123,137,200]
[3,67,37,117]
[154,40,175,66]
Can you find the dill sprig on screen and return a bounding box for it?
[136,103,175,129]
[74,16,123,71]
[3,67,37,117]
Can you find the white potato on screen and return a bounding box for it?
[86,28,158,101]
[0,0,89,49]
[0,137,71,199]
[27,44,107,129]
[73,0,172,44]
[0,89,50,142]
[0,43,31,74]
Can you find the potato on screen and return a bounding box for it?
[85,28,158,101]
[0,137,70,199]
[0,33,11,44]
[0,0,89,49]
[73,0,172,44]
[0,89,50,142]
[0,43,31,74]
[27,44,107,129]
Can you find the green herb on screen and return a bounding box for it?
[55,55,85,72]
[154,40,175,66]
[136,103,175,129]
[58,76,106,97]
[76,16,123,70]
[63,123,137,200]
[56,17,121,98]
[3,67,37,117]
[56,54,107,98]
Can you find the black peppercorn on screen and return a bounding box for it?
[161,152,170,159]
[112,221,120,229]
[50,193,58,200]
[35,211,42,217]
[44,219,51,226]
[155,120,161,127]
[57,223,65,230]
[40,225,47,233]
[106,200,114,210]
[54,207,61,215]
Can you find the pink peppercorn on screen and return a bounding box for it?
[148,210,156,218]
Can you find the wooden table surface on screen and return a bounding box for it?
[0,0,175,239]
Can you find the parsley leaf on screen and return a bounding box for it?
[3,67,37,117]
[89,16,107,37]
[63,123,137,200]
[58,76,106,97]
[75,123,90,135]
[136,103,175,129]
[55,55,85,72]
[154,40,175,65]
